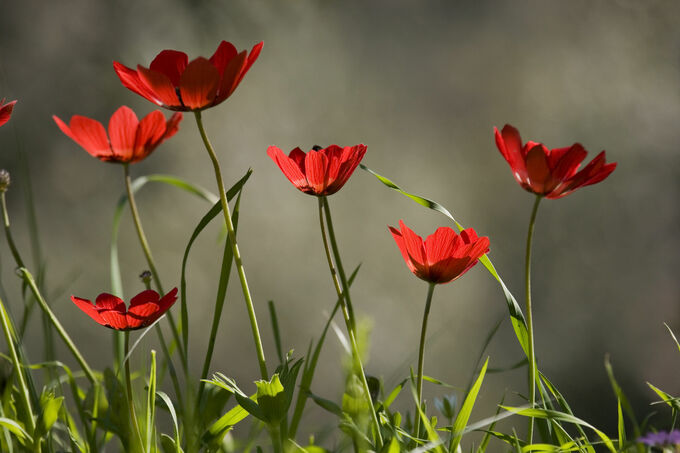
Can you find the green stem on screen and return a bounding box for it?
[319,197,383,449]
[193,111,268,380]
[19,268,97,384]
[0,296,36,437]
[414,282,436,442]
[525,195,542,443]
[123,164,186,369]
[125,332,144,453]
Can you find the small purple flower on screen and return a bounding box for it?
[638,429,680,447]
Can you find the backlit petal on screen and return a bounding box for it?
[113,62,161,105]
[138,66,182,109]
[525,144,552,193]
[108,106,139,162]
[71,296,108,327]
[0,99,17,127]
[179,58,220,110]
[58,115,112,160]
[304,150,329,194]
[267,146,309,192]
[209,41,238,75]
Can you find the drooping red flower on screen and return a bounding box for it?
[71,288,178,331]
[494,124,616,199]
[113,40,263,111]
[53,106,182,163]
[0,98,17,128]
[389,220,489,285]
[267,144,367,196]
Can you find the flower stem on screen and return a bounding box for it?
[123,164,186,369]
[525,194,542,443]
[319,197,383,449]
[124,332,144,453]
[193,111,268,380]
[414,282,436,442]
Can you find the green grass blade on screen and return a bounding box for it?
[146,350,157,453]
[450,357,489,452]
[268,301,284,365]
[501,406,616,453]
[604,356,641,443]
[0,418,32,445]
[664,323,680,354]
[360,165,529,356]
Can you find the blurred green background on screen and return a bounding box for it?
[0,0,678,443]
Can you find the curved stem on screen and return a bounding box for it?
[1,191,25,268]
[123,165,186,369]
[193,111,268,380]
[525,195,542,443]
[319,197,383,449]
[414,282,436,442]
[124,332,144,453]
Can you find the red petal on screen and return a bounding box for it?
[179,58,220,110]
[389,225,418,276]
[108,106,139,162]
[56,115,112,160]
[149,50,188,87]
[424,227,459,265]
[209,41,238,75]
[0,100,17,127]
[398,220,427,272]
[288,147,307,172]
[495,125,528,184]
[525,144,552,194]
[304,150,329,194]
[214,50,247,104]
[113,62,161,106]
[549,144,587,183]
[237,41,263,85]
[94,293,128,330]
[137,66,182,109]
[156,287,179,313]
[133,110,167,162]
[267,146,309,192]
[71,296,108,327]
[163,112,183,139]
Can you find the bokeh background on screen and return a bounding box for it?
[1,0,678,446]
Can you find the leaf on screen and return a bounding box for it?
[254,374,286,423]
[360,164,529,357]
[202,394,256,447]
[35,394,64,439]
[500,406,616,453]
[146,350,157,452]
[450,357,489,451]
[156,390,181,453]
[0,418,31,444]
[268,301,284,365]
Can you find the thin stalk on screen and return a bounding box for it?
[125,332,144,453]
[123,164,186,370]
[319,197,383,449]
[193,111,268,380]
[19,268,97,384]
[0,297,36,437]
[1,191,24,268]
[525,195,542,443]
[414,282,436,442]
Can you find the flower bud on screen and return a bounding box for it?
[0,169,10,192]
[139,270,152,285]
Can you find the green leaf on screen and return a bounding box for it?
[665,323,680,354]
[450,357,489,451]
[254,374,286,423]
[0,418,31,444]
[500,406,616,453]
[146,350,157,452]
[360,165,529,356]
[35,394,63,439]
[268,301,284,365]
[156,390,181,453]
[160,433,185,453]
[202,394,255,447]
[604,356,640,443]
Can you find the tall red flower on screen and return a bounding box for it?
[267,144,367,196]
[71,288,178,331]
[0,98,17,128]
[53,106,182,163]
[494,124,616,199]
[113,40,263,111]
[389,220,489,284]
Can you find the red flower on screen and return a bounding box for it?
[0,98,17,128]
[113,40,263,111]
[267,144,367,196]
[389,220,489,285]
[71,288,178,331]
[53,106,182,163]
[494,124,616,199]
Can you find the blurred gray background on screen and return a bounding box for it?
[0,0,678,445]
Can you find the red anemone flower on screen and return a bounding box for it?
[494,124,616,199]
[71,288,178,331]
[53,106,182,163]
[267,144,367,196]
[0,98,17,128]
[113,40,263,111]
[389,220,489,285]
